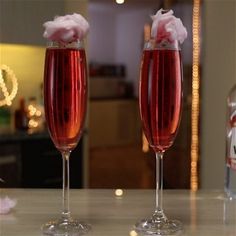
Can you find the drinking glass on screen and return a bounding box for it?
[41,41,90,235]
[135,39,183,235]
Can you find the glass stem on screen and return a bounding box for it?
[61,151,71,220]
[155,152,164,215]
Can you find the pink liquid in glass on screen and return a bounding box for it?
[44,48,87,152]
[139,49,182,153]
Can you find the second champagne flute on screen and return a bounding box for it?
[134,9,187,235]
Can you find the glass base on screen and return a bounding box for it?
[134,212,182,235]
[41,217,91,236]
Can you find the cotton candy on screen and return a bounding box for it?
[0,196,17,214]
[43,13,89,43]
[151,9,187,44]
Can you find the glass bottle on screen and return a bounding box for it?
[225,84,236,199]
[14,97,28,131]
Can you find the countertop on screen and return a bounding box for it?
[0,189,236,236]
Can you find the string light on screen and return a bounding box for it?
[27,102,42,130]
[0,65,18,106]
[191,0,201,191]
[142,24,151,153]
[144,24,151,42]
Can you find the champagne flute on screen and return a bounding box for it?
[41,41,90,235]
[135,38,183,235]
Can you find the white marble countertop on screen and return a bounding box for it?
[0,189,236,236]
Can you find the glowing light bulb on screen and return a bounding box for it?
[116,0,125,4]
[115,189,123,197]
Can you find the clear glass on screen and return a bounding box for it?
[225,84,236,199]
[134,39,183,235]
[41,41,91,235]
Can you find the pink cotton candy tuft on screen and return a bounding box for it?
[0,196,17,214]
[43,13,89,43]
[151,9,187,44]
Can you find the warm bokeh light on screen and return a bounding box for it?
[191,0,201,191]
[115,189,123,197]
[116,0,125,4]
[0,65,18,107]
[142,133,149,153]
[27,102,43,130]
[29,119,38,128]
[144,24,151,42]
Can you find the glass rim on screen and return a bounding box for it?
[46,40,84,49]
[144,39,181,51]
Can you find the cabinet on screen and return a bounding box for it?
[0,143,20,187]
[0,132,83,188]
[88,99,152,188]
[88,94,191,189]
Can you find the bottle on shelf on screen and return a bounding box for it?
[14,97,28,131]
[225,84,236,199]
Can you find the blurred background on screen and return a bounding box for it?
[0,0,235,191]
